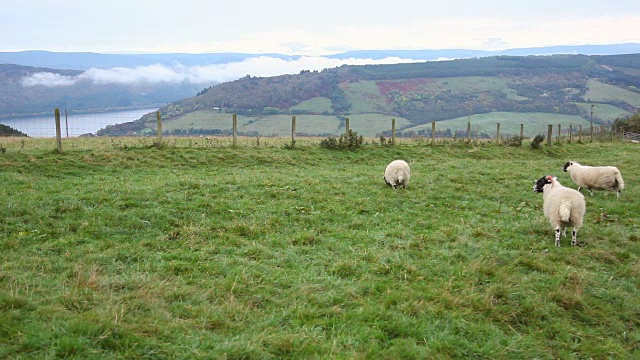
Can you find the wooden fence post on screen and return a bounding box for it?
[391,118,396,145]
[291,115,296,148]
[611,125,614,142]
[431,121,436,145]
[520,124,524,139]
[64,109,69,138]
[557,124,561,141]
[496,123,501,144]
[547,125,553,146]
[345,117,350,146]
[467,121,471,142]
[569,125,573,143]
[579,125,583,142]
[155,111,163,146]
[619,126,624,141]
[54,108,63,153]
[232,113,237,147]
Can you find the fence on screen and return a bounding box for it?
[0,108,156,138]
[623,131,640,142]
[1,108,629,152]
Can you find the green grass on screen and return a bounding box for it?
[152,111,257,132]
[403,112,593,138]
[243,115,342,136]
[574,103,633,122]
[340,81,394,114]
[290,97,334,113]
[435,76,528,100]
[1,139,639,358]
[583,79,640,105]
[346,114,411,138]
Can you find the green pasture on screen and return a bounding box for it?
[1,139,638,358]
[148,110,256,132]
[435,76,528,100]
[340,81,394,114]
[574,103,633,122]
[403,112,594,137]
[583,79,640,105]
[344,113,411,138]
[290,97,333,113]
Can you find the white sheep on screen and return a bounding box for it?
[562,161,625,198]
[383,160,410,189]
[533,175,586,247]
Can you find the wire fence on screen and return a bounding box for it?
[0,109,156,138]
[0,109,631,151]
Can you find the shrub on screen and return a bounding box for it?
[320,130,364,149]
[530,134,545,149]
[504,135,523,147]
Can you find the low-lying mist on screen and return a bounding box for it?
[20,56,423,87]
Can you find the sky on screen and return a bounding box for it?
[5,0,640,87]
[3,0,640,55]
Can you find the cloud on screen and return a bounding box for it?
[20,72,78,87]
[483,37,508,49]
[20,56,422,87]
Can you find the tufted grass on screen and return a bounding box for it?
[0,139,638,359]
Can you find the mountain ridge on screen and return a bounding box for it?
[2,43,640,70]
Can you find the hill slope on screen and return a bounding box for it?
[108,53,640,137]
[0,64,207,118]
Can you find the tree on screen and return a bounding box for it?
[613,111,640,133]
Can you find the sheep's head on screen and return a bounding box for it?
[383,175,391,187]
[533,175,554,193]
[562,161,579,172]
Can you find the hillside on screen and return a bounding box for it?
[0,64,207,118]
[108,53,640,137]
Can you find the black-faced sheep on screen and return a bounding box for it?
[383,160,410,189]
[562,161,625,198]
[533,175,586,247]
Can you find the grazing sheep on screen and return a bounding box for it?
[533,175,586,247]
[383,160,410,189]
[562,161,625,198]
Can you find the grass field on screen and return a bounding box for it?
[345,114,411,138]
[583,80,640,105]
[290,97,334,114]
[340,81,394,114]
[1,139,638,359]
[149,111,257,132]
[574,103,633,122]
[242,115,343,137]
[434,76,528,101]
[403,112,594,138]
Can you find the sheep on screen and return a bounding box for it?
[533,175,586,247]
[562,161,625,198]
[383,160,410,189]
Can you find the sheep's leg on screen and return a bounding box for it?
[562,226,567,238]
[555,226,561,247]
[571,229,578,246]
[587,188,594,196]
[616,190,621,198]
[577,186,582,192]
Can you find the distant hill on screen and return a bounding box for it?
[2,43,640,69]
[0,64,207,118]
[99,53,640,137]
[0,123,27,136]
[0,51,300,71]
